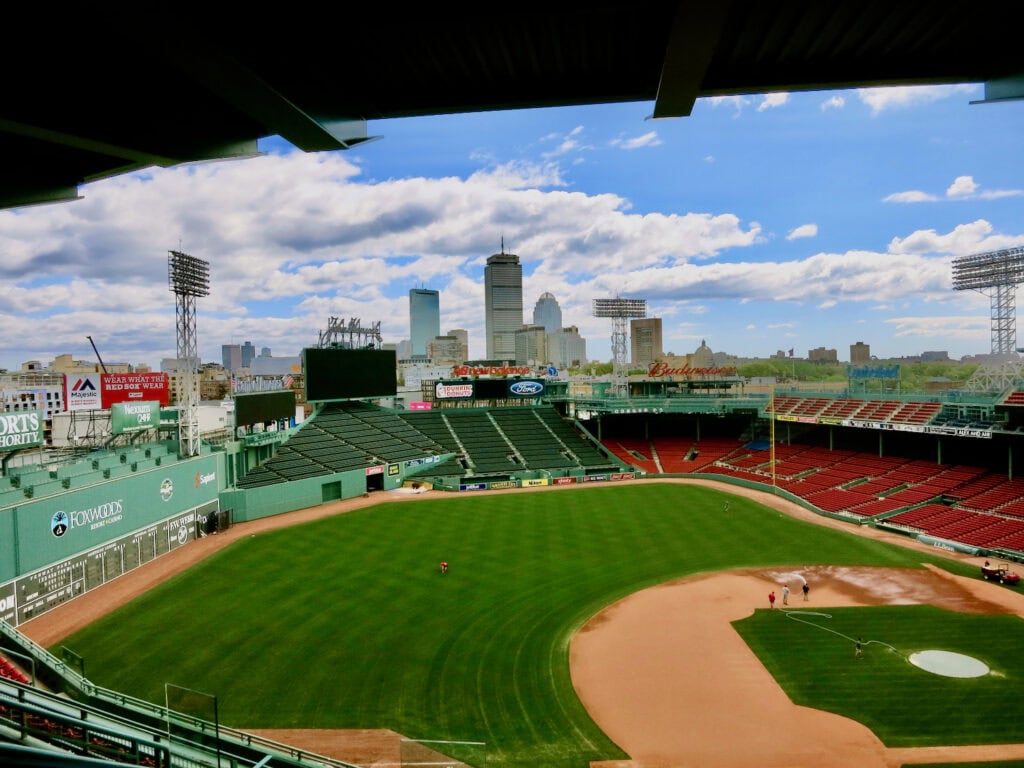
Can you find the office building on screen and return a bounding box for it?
[532,292,562,332]
[409,288,441,357]
[631,318,663,366]
[222,344,241,372]
[514,324,547,366]
[850,341,871,364]
[448,329,469,362]
[484,251,523,360]
[546,326,587,369]
[241,341,256,368]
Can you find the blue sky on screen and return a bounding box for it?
[1,83,1023,371]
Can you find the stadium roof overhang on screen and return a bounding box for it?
[4,2,1023,209]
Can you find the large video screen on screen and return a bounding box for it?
[234,390,296,428]
[304,348,397,402]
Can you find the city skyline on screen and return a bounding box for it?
[1,85,1022,370]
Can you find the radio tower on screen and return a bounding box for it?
[593,297,647,395]
[952,246,1024,392]
[168,250,210,456]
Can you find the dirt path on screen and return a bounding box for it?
[17,480,1024,768]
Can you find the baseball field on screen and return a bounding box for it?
[36,482,1024,768]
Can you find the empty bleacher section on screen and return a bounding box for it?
[396,410,466,476]
[443,410,517,474]
[0,443,182,505]
[766,395,943,426]
[421,406,619,478]
[603,437,659,474]
[237,403,619,487]
[238,402,449,488]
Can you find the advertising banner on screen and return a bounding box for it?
[408,402,433,410]
[111,401,159,434]
[507,379,545,398]
[848,365,900,380]
[0,410,44,450]
[522,478,549,487]
[101,373,170,408]
[64,374,102,411]
[435,381,475,400]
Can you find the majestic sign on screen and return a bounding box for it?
[111,401,159,434]
[64,374,102,411]
[0,411,44,449]
[101,373,170,408]
[646,362,738,378]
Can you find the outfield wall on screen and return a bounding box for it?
[0,453,222,627]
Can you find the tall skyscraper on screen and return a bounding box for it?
[631,318,663,366]
[241,341,256,368]
[409,288,441,357]
[484,250,523,360]
[532,292,562,332]
[222,344,241,372]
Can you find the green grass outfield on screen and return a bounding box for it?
[60,483,1008,767]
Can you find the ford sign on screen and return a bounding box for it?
[509,380,544,396]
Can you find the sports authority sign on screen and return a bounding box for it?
[101,373,169,408]
[0,411,44,450]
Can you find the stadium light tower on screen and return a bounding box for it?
[169,250,210,457]
[952,246,1024,392]
[593,297,647,394]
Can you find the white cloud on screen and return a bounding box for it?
[820,95,845,111]
[706,95,752,115]
[746,324,756,330]
[758,92,790,111]
[787,224,818,240]
[946,175,979,198]
[885,175,1024,204]
[884,315,988,340]
[610,131,663,150]
[767,322,796,329]
[887,219,1024,256]
[540,126,589,158]
[817,300,837,309]
[858,84,980,114]
[883,190,939,203]
[704,155,715,163]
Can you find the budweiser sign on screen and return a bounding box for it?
[647,362,738,378]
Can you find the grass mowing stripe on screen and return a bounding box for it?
[61,484,978,767]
